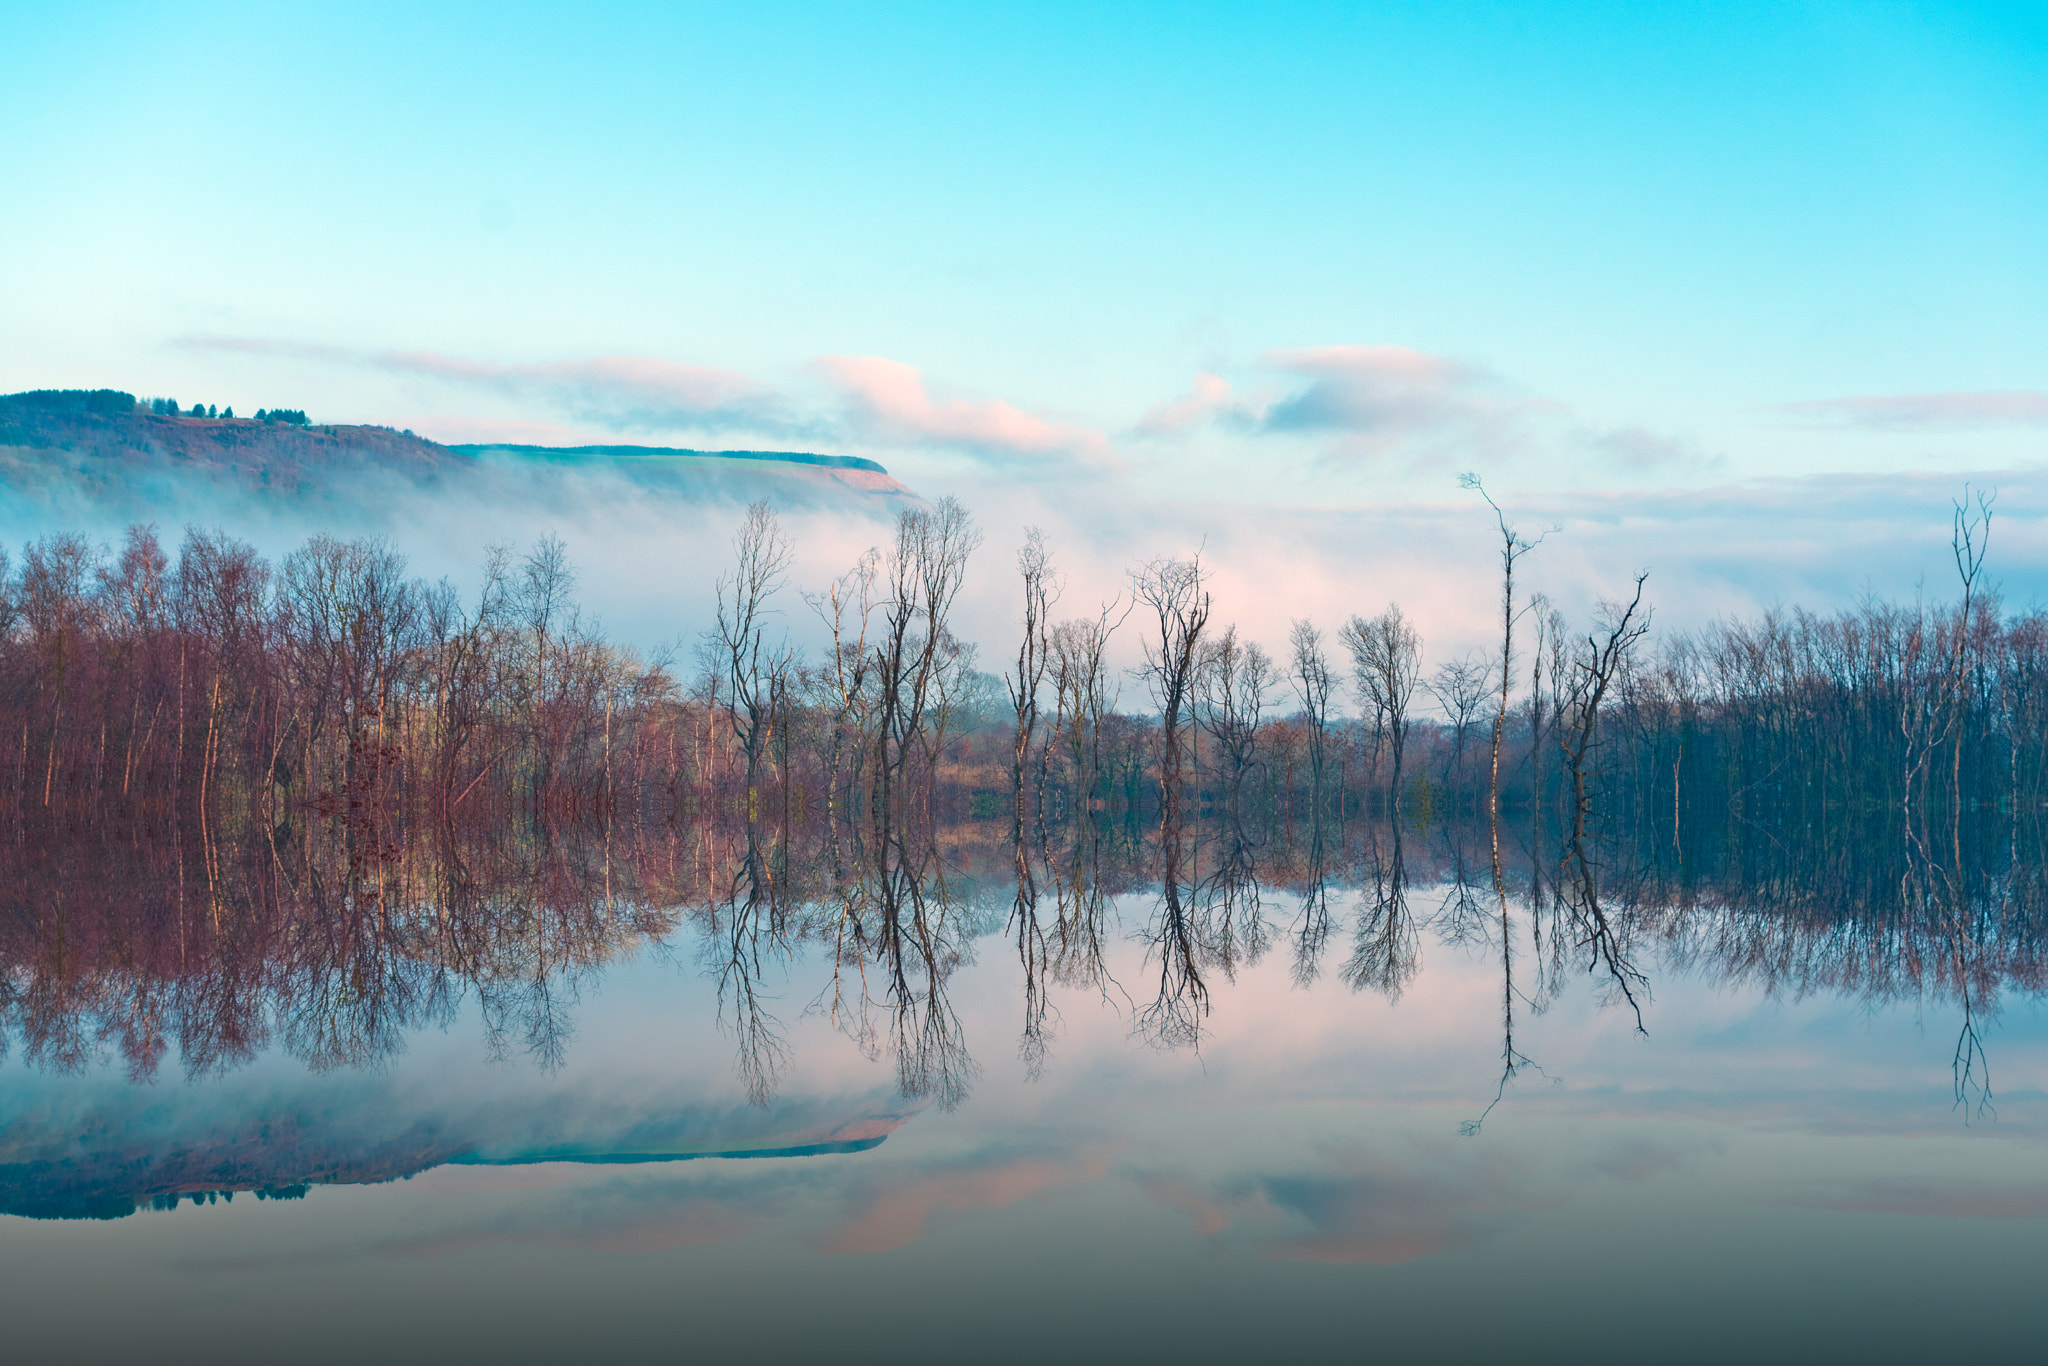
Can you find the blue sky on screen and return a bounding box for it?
[3,2,2047,646]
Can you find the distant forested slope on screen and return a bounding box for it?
[0,390,910,522]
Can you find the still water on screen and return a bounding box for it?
[3,816,2045,1364]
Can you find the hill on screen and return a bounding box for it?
[0,389,912,520]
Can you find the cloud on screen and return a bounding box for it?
[383,351,793,436]
[1135,372,1235,436]
[1782,391,2048,432]
[816,355,1113,465]
[1258,345,1503,433]
[178,335,802,438]
[1134,345,1550,468]
[180,336,1120,463]
[1581,423,1722,472]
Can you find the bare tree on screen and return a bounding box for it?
[1427,653,1493,787]
[1460,473,1555,818]
[1004,527,1058,825]
[1051,598,1125,810]
[274,534,420,795]
[1196,625,1273,808]
[1289,619,1335,803]
[807,547,882,805]
[1902,489,1993,810]
[711,501,796,796]
[1132,554,1211,816]
[1524,594,1558,794]
[874,497,981,808]
[1560,574,1652,841]
[1341,605,1422,809]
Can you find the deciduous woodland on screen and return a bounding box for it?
[0,492,2036,1134]
[0,492,2027,831]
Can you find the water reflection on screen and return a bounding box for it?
[4,800,2047,1220]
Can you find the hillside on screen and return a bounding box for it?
[0,389,912,518]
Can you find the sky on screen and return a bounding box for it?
[3,1,2046,660]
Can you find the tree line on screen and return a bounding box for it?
[0,489,2024,839]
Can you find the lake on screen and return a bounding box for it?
[3,811,2042,1364]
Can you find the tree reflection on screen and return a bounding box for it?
[1136,810,1210,1050]
[1344,824,1418,1000]
[826,813,979,1111]
[708,824,793,1106]
[5,790,2048,1137]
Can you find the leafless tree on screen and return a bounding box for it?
[874,497,981,809]
[1460,474,1555,818]
[1197,625,1274,809]
[1050,598,1125,811]
[807,547,882,805]
[1559,574,1652,841]
[1132,554,1211,817]
[1902,489,1994,811]
[1427,653,1493,787]
[1289,618,1336,803]
[1004,527,1058,825]
[711,501,796,796]
[1340,604,1422,809]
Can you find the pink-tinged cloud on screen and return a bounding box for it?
[1783,391,2048,432]
[817,355,1113,464]
[382,351,795,436]
[819,1141,1123,1254]
[1136,372,1235,436]
[176,336,802,437]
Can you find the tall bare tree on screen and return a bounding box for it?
[1004,527,1058,825]
[1460,473,1555,818]
[873,497,981,807]
[710,501,795,797]
[807,547,882,806]
[1289,619,1335,804]
[1133,554,1211,816]
[1428,653,1493,787]
[1560,574,1651,841]
[1196,624,1273,808]
[1340,604,1422,810]
[1051,597,1125,811]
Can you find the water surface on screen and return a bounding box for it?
[3,815,2044,1364]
